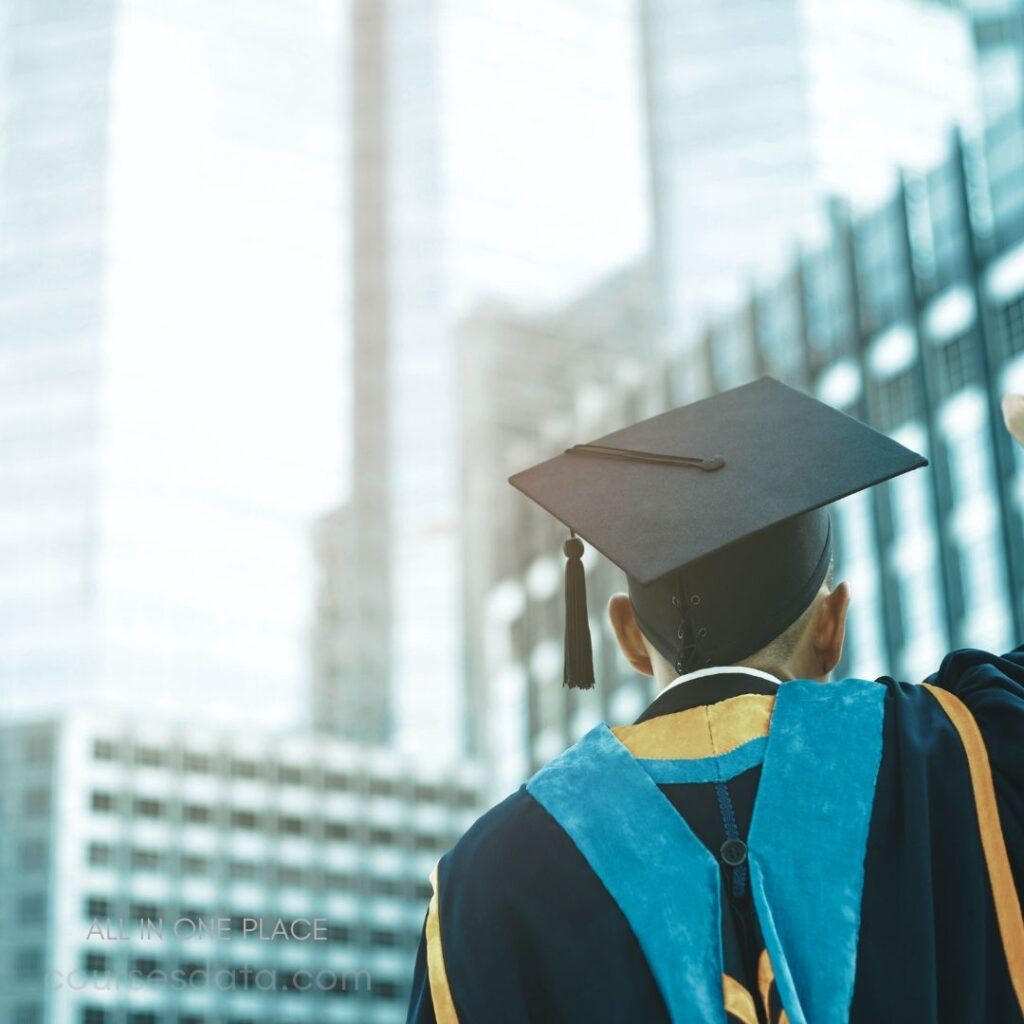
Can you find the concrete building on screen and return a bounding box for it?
[457,261,658,761]
[0,713,481,1024]
[0,0,344,727]
[489,109,1024,780]
[640,0,983,365]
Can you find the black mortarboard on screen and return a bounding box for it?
[508,376,927,687]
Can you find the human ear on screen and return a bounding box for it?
[812,581,850,676]
[607,593,654,677]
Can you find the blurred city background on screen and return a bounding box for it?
[3,0,1024,1021]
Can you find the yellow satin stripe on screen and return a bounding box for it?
[722,974,759,1024]
[613,694,774,759]
[923,684,1024,1016]
[425,862,460,1024]
[758,947,775,1021]
[779,1013,790,1024]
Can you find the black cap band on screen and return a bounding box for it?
[627,508,833,673]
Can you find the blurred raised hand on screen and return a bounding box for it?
[1002,394,1024,446]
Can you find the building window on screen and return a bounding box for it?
[93,739,117,762]
[91,791,115,813]
[181,854,209,875]
[277,815,305,835]
[324,821,351,841]
[370,827,396,846]
[369,778,396,797]
[372,979,399,999]
[81,1008,107,1024]
[934,331,979,394]
[183,751,213,773]
[127,1014,157,1024]
[83,951,109,972]
[370,928,398,948]
[88,843,113,867]
[326,873,353,891]
[230,810,259,830]
[228,861,256,880]
[278,764,304,785]
[183,804,211,824]
[872,369,917,432]
[134,746,166,768]
[129,903,160,922]
[130,849,161,871]
[229,759,259,780]
[452,788,477,809]
[86,897,112,918]
[324,771,351,791]
[995,295,1024,361]
[133,798,165,819]
[277,866,304,886]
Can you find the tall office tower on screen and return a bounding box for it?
[0,3,343,724]
[0,712,480,1024]
[335,0,647,757]
[640,0,982,373]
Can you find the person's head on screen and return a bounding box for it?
[607,561,850,689]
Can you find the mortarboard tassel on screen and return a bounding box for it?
[562,532,595,689]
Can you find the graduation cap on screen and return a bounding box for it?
[508,376,927,688]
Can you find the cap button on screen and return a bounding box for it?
[563,537,584,559]
[720,838,747,867]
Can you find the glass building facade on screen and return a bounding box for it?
[490,108,1024,782]
[640,0,982,355]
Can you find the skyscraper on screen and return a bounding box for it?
[640,0,983,369]
[329,0,648,757]
[0,1,344,725]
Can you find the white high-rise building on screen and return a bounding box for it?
[0,2,344,725]
[0,712,481,1024]
[334,0,648,758]
[641,0,983,361]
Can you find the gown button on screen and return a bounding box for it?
[720,838,748,867]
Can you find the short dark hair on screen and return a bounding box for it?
[737,560,835,669]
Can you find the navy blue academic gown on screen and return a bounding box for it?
[406,648,1024,1023]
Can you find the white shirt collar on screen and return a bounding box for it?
[658,664,781,698]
